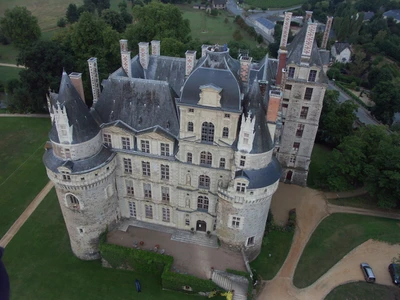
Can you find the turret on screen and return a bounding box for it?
[44,71,118,260]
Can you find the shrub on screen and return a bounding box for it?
[57,18,67,28]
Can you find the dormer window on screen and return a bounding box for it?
[243,133,249,145]
[308,70,317,82]
[103,134,112,147]
[141,140,150,153]
[240,155,246,167]
[121,137,131,150]
[160,143,170,156]
[236,182,246,193]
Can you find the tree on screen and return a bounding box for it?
[232,29,243,41]
[256,34,264,44]
[92,0,111,13]
[101,9,126,33]
[66,4,80,24]
[125,2,191,52]
[0,6,41,49]
[318,90,357,147]
[161,38,185,57]
[57,18,67,28]
[367,67,392,88]
[371,81,400,125]
[14,40,75,113]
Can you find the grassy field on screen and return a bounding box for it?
[0,66,21,84]
[243,0,306,10]
[325,282,400,300]
[0,43,19,64]
[293,213,400,288]
[2,189,209,300]
[0,118,51,238]
[179,5,257,46]
[307,143,332,188]
[250,230,294,280]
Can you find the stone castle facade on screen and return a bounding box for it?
[43,12,329,261]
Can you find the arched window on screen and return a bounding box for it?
[222,127,229,138]
[197,196,209,211]
[201,122,214,143]
[200,151,212,166]
[187,122,194,132]
[187,152,192,163]
[198,175,210,189]
[68,194,80,210]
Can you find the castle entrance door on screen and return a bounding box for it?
[286,171,293,182]
[196,220,206,232]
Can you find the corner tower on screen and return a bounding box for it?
[216,82,281,261]
[44,71,118,260]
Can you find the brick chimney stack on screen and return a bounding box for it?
[301,23,317,64]
[239,55,252,83]
[185,50,196,76]
[119,39,131,78]
[69,72,85,103]
[151,40,160,56]
[321,16,333,49]
[276,12,292,86]
[87,57,100,105]
[138,42,149,69]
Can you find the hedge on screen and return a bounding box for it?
[99,232,219,293]
[335,81,370,110]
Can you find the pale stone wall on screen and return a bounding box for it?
[48,157,118,260]
[234,149,273,170]
[52,131,103,161]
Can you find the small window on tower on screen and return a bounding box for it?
[288,67,295,78]
[240,155,246,167]
[285,84,292,90]
[224,113,230,118]
[300,107,309,119]
[188,108,194,113]
[293,142,300,153]
[222,127,229,138]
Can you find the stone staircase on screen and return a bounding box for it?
[118,219,218,248]
[211,270,248,300]
[171,230,218,248]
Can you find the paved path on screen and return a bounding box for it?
[0,113,49,118]
[0,181,53,248]
[0,63,25,69]
[258,183,400,300]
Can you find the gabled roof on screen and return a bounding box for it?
[256,17,275,30]
[333,42,351,53]
[93,77,180,138]
[49,72,100,144]
[384,9,400,21]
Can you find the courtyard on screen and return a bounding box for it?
[107,225,247,279]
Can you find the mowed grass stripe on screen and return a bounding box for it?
[293,213,400,288]
[0,117,51,237]
[3,189,206,300]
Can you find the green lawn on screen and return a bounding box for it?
[0,66,21,84]
[250,230,294,280]
[0,117,51,237]
[2,189,206,300]
[307,143,332,188]
[293,213,400,288]
[179,5,257,46]
[0,43,19,64]
[243,0,306,10]
[325,282,400,300]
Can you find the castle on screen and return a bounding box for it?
[43,12,329,261]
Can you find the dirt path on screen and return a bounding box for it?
[0,63,25,69]
[258,183,400,300]
[0,181,53,248]
[324,187,367,199]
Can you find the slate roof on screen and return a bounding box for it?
[362,11,375,21]
[180,47,242,112]
[319,50,330,65]
[242,80,273,154]
[333,42,351,54]
[256,18,275,30]
[43,146,115,174]
[93,77,180,138]
[235,157,282,188]
[286,23,323,67]
[384,9,400,21]
[49,72,100,144]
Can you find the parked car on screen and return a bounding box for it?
[388,263,400,286]
[360,263,376,283]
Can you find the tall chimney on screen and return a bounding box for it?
[69,72,85,103]
[151,40,160,56]
[280,12,293,49]
[267,89,283,138]
[239,55,252,83]
[301,23,317,63]
[276,12,292,86]
[87,57,100,105]
[138,42,149,69]
[305,11,313,21]
[119,39,128,52]
[185,50,196,76]
[321,16,333,49]
[258,54,269,98]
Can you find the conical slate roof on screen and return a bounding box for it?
[242,81,273,154]
[49,71,100,144]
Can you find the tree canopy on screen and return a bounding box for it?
[0,6,41,49]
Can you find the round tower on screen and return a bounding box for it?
[216,81,282,261]
[44,72,118,260]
